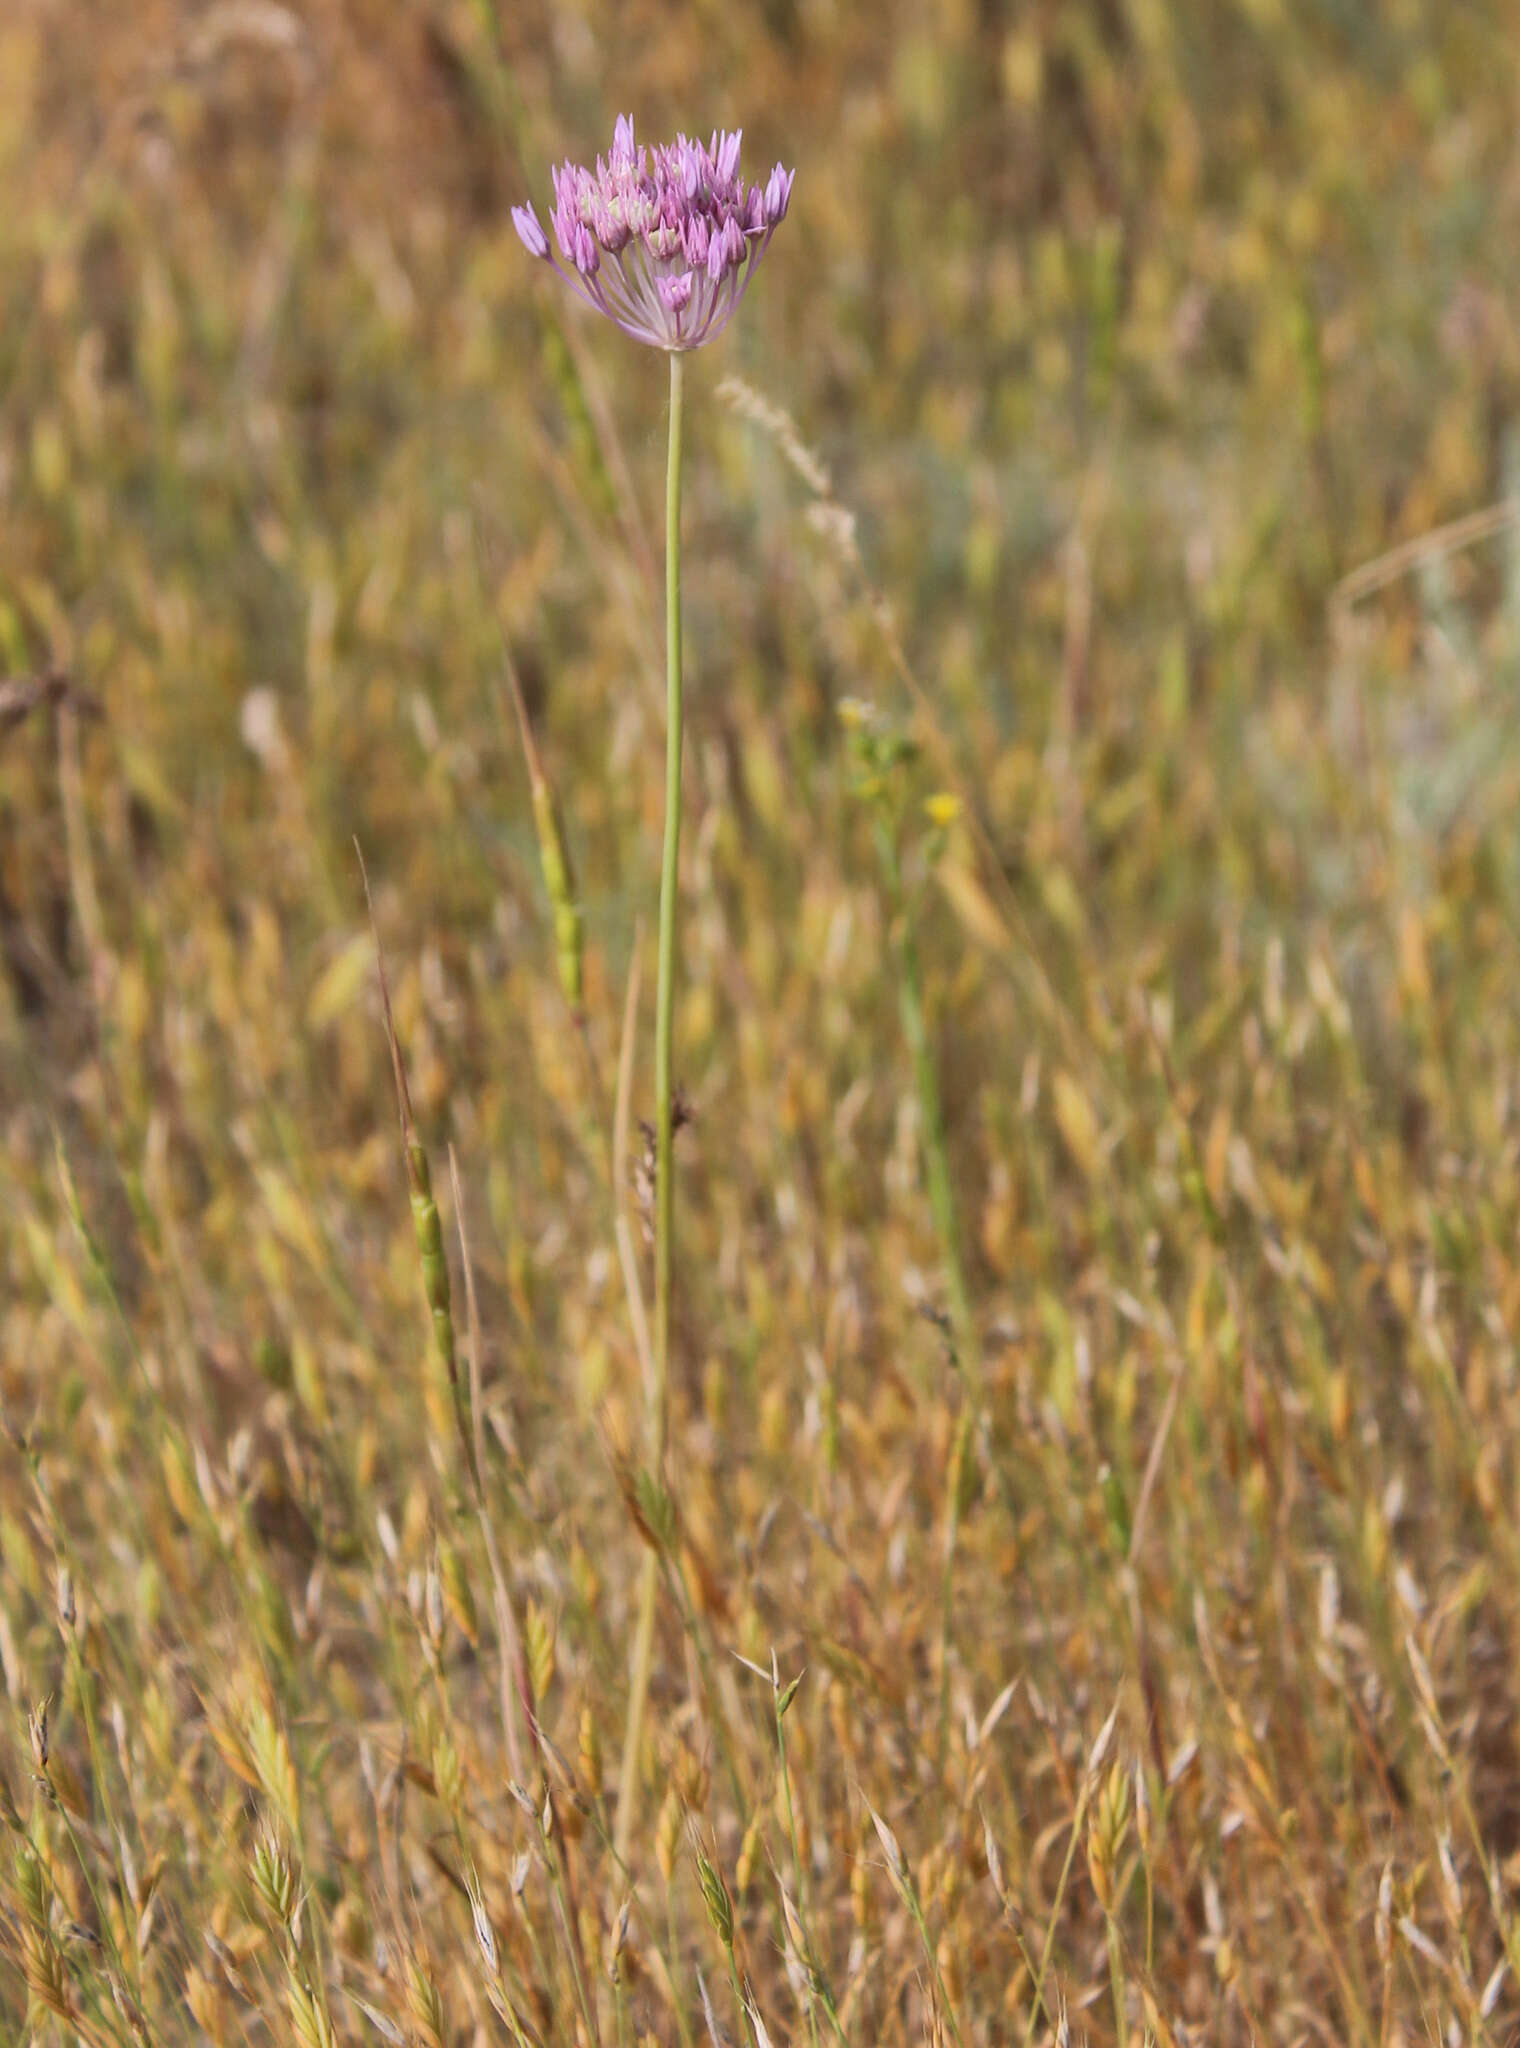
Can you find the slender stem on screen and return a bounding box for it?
[1104,1914,1127,2048]
[873,819,979,1774]
[874,821,975,1382]
[616,1558,659,1864]
[775,1710,823,2048]
[725,1949,751,2048]
[900,1875,965,2048]
[1020,1791,1090,2048]
[1144,1850,1155,1976]
[654,346,684,1459]
[616,349,685,1865]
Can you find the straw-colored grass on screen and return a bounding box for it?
[5,3,1520,2042]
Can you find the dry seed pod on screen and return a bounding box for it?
[735,1811,763,1898]
[868,1804,910,1900]
[578,1705,602,1799]
[1375,1863,1394,1967]
[936,1932,963,2008]
[607,1897,633,1983]
[423,1560,446,1654]
[524,1602,555,1703]
[431,1729,462,1815]
[1087,1760,1130,1913]
[851,1850,876,1934]
[185,1964,227,2043]
[27,1698,49,1773]
[438,1542,478,1647]
[673,1745,710,1807]
[655,1785,683,1884]
[465,1872,499,1978]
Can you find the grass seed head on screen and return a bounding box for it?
[438,1540,478,1646]
[578,1704,602,1797]
[696,1846,735,1950]
[15,1842,49,1928]
[735,1812,763,1898]
[868,1804,911,1900]
[23,1931,74,2023]
[404,1956,447,2048]
[251,1825,297,1929]
[285,1971,337,2048]
[431,1728,462,1815]
[656,1783,684,1883]
[27,1697,49,1774]
[0,1758,22,1833]
[607,1896,633,1983]
[524,1600,556,1703]
[465,1869,499,1978]
[1087,1760,1131,1913]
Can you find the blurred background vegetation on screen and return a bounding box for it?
[5,1,1520,2042]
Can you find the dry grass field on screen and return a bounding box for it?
[5,3,1520,2042]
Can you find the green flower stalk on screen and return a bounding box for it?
[654,346,684,1461]
[515,115,794,1864]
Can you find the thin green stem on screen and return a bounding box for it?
[724,1948,751,2048]
[938,1411,971,1775]
[655,346,685,1457]
[616,1560,658,1865]
[900,1878,964,2048]
[1145,1852,1155,1977]
[875,824,975,1382]
[872,823,979,1775]
[616,348,685,1865]
[1020,1793,1090,2048]
[1104,1913,1127,2048]
[775,1709,824,2048]
[543,1836,602,2048]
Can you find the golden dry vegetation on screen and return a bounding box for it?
[5,2,1520,2043]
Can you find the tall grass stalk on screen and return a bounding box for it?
[872,819,975,1379]
[872,812,978,1771]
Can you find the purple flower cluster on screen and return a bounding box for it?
[513,116,794,352]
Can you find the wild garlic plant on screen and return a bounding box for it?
[514,116,794,1860]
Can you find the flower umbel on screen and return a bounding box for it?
[513,115,793,351]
